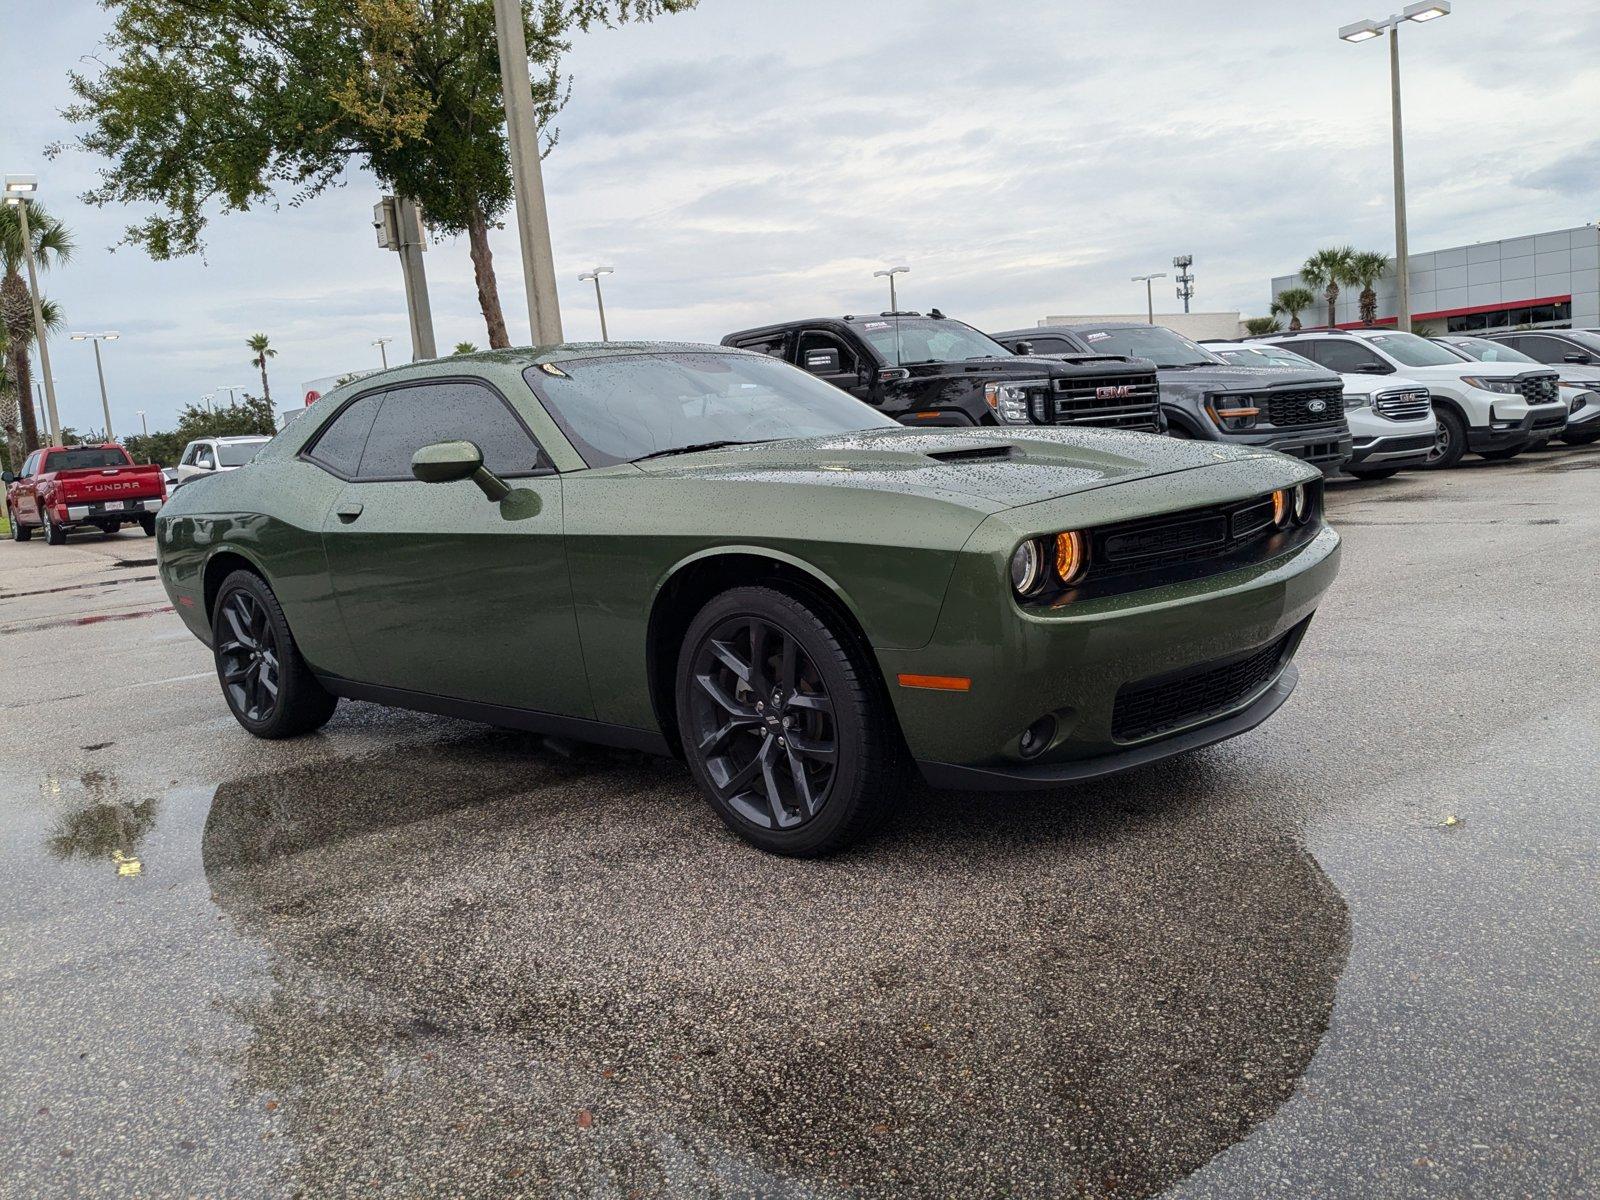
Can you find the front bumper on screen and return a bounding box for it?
[1169,408,1352,475]
[1468,402,1567,451]
[875,458,1340,785]
[64,498,162,522]
[1348,430,1436,468]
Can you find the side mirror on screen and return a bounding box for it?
[1011,341,1034,356]
[411,439,510,501]
[1,471,14,485]
[1565,352,1593,364]
[803,348,841,374]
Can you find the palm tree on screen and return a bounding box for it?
[452,341,479,355]
[0,201,74,453]
[247,333,276,404]
[1348,250,1391,326]
[1300,246,1357,328]
[1243,316,1283,336]
[1271,287,1317,332]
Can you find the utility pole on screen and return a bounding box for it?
[1173,255,1195,314]
[492,0,564,345]
[373,197,437,360]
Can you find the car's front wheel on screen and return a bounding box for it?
[1425,409,1467,469]
[676,586,901,856]
[1346,466,1400,481]
[211,569,338,739]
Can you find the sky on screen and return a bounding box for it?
[2,0,1598,435]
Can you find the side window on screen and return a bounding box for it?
[1286,340,1329,367]
[356,381,545,480]
[22,451,39,477]
[1031,336,1075,354]
[195,444,217,469]
[734,333,788,358]
[794,330,859,375]
[305,393,384,477]
[1513,335,1568,364]
[1316,341,1387,374]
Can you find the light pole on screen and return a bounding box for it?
[578,267,614,341]
[33,379,57,442]
[137,410,148,437]
[4,174,63,447]
[1173,255,1195,314]
[201,392,215,415]
[491,0,563,345]
[1339,1,1451,334]
[873,266,909,312]
[372,337,392,368]
[69,332,120,440]
[1131,273,1167,324]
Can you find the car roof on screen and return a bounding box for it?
[213,434,273,443]
[378,340,737,371]
[723,313,955,339]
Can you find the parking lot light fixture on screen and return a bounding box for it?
[577,267,614,341]
[1402,1,1450,20]
[68,332,122,440]
[873,266,909,312]
[1339,18,1383,40]
[3,174,39,195]
[372,336,393,368]
[1131,273,1167,324]
[4,173,64,446]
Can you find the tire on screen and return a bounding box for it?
[1477,446,1522,462]
[99,523,121,537]
[1346,467,1401,480]
[140,515,157,537]
[1424,408,1467,470]
[9,506,30,542]
[676,585,902,856]
[42,509,67,545]
[211,569,338,739]
[1561,429,1600,446]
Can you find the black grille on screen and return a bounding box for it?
[1052,372,1161,430]
[1089,494,1286,584]
[1111,629,1298,742]
[1239,384,1346,428]
[1374,388,1431,421]
[1517,374,1560,406]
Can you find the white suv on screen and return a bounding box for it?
[1210,341,1436,480]
[1261,329,1566,468]
[174,435,273,487]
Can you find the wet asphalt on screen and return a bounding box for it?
[0,444,1595,1199]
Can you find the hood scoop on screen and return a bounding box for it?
[923,443,1018,464]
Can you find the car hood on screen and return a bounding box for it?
[1156,363,1339,391]
[1395,361,1555,381]
[632,426,1269,513]
[892,354,1151,382]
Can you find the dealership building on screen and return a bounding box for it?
[1269,224,1600,334]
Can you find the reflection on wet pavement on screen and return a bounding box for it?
[192,733,1346,1197]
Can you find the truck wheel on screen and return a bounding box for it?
[8,507,30,542]
[676,585,902,856]
[1477,446,1522,462]
[211,569,338,739]
[1346,467,1400,480]
[1561,429,1600,446]
[99,522,121,537]
[1424,409,1467,469]
[42,509,67,545]
[139,515,157,537]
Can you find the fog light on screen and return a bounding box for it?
[1019,714,1056,759]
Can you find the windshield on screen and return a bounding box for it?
[218,440,270,466]
[854,318,1010,367]
[1444,337,1535,364]
[524,351,898,467]
[1363,332,1471,368]
[46,447,130,471]
[1073,326,1223,368]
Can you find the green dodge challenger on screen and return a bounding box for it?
[156,343,1339,854]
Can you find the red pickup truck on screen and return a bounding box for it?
[4,443,168,545]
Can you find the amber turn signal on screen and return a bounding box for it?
[1271,488,1290,528]
[1054,530,1088,585]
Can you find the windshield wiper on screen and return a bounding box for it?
[631,439,769,463]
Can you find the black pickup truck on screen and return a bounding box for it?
[991,322,1354,474]
[721,311,1163,432]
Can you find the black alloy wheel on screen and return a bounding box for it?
[677,586,901,856]
[217,588,282,724]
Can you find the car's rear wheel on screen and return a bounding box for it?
[677,586,901,856]
[212,569,338,739]
[41,509,66,545]
[8,506,29,542]
[1425,409,1467,469]
[1346,467,1400,480]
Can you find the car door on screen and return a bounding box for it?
[316,377,590,719]
[12,451,41,522]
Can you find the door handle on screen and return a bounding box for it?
[335,502,364,523]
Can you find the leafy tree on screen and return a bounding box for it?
[453,341,481,354]
[57,0,698,349]
[1271,286,1317,332]
[1301,246,1357,329]
[1243,316,1283,336]
[1348,250,1390,326]
[0,200,74,453]
[248,333,276,404]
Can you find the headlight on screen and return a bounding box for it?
[1292,483,1310,524]
[1342,392,1372,410]
[1205,395,1260,430]
[984,382,1038,424]
[1460,375,1521,394]
[1010,540,1043,595]
[1054,531,1088,585]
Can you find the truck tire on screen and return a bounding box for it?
[211,569,338,739]
[42,509,67,545]
[9,506,30,542]
[676,585,902,856]
[1346,467,1400,481]
[1477,446,1523,462]
[1561,429,1600,446]
[140,515,157,537]
[1425,409,1467,470]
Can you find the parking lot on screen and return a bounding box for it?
[1,446,1596,1197]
